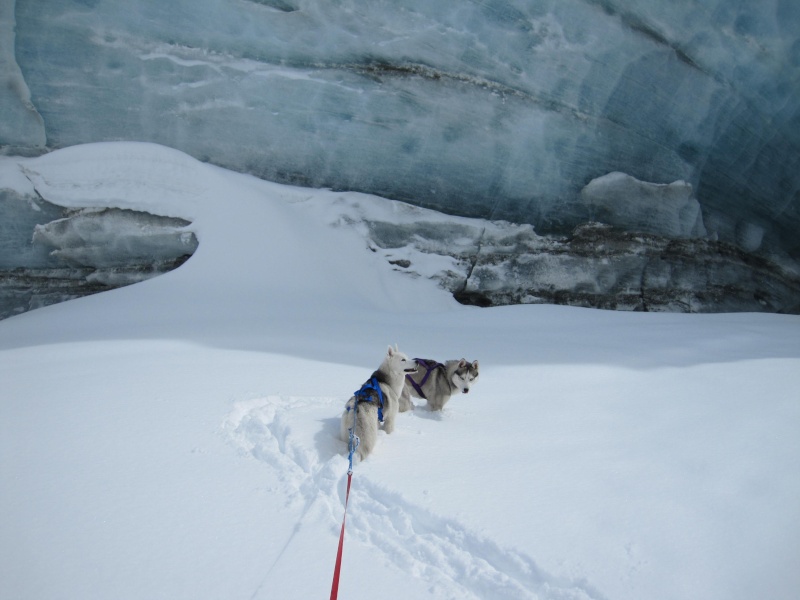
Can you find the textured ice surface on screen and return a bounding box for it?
[2,142,799,319]
[295,192,800,314]
[4,0,800,263]
[0,154,198,319]
[0,2,45,149]
[33,208,196,270]
[580,172,706,239]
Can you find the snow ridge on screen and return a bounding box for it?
[224,395,603,600]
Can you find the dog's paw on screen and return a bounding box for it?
[398,396,415,413]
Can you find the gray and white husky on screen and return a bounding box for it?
[400,358,480,412]
[340,345,418,462]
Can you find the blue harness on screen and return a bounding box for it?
[350,375,386,422]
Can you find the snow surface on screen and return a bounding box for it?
[1,143,799,600]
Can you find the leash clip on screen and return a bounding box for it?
[347,427,360,474]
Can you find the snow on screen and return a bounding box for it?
[1,142,799,600]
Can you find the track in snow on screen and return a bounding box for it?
[224,396,604,600]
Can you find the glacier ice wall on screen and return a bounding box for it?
[0,1,44,149]
[3,0,799,264]
[1,142,797,319]
[304,193,800,314]
[0,187,197,320]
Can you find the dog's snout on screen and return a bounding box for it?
[463,388,469,393]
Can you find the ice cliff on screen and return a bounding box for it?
[1,144,799,319]
[0,151,198,319]
[1,1,799,314]
[305,193,800,314]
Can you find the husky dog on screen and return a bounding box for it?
[400,358,479,412]
[340,345,418,461]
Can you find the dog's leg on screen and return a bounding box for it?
[357,423,375,460]
[383,412,396,434]
[398,386,414,412]
[354,404,379,460]
[383,389,400,434]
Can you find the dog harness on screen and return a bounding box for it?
[350,373,386,422]
[406,358,444,400]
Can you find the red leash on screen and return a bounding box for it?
[331,398,361,599]
[329,471,353,600]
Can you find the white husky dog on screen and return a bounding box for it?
[400,358,480,412]
[340,345,418,461]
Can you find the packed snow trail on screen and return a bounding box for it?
[225,396,604,600]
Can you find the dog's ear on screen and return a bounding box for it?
[459,358,467,367]
[472,360,479,370]
[387,345,395,357]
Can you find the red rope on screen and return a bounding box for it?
[329,471,353,600]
